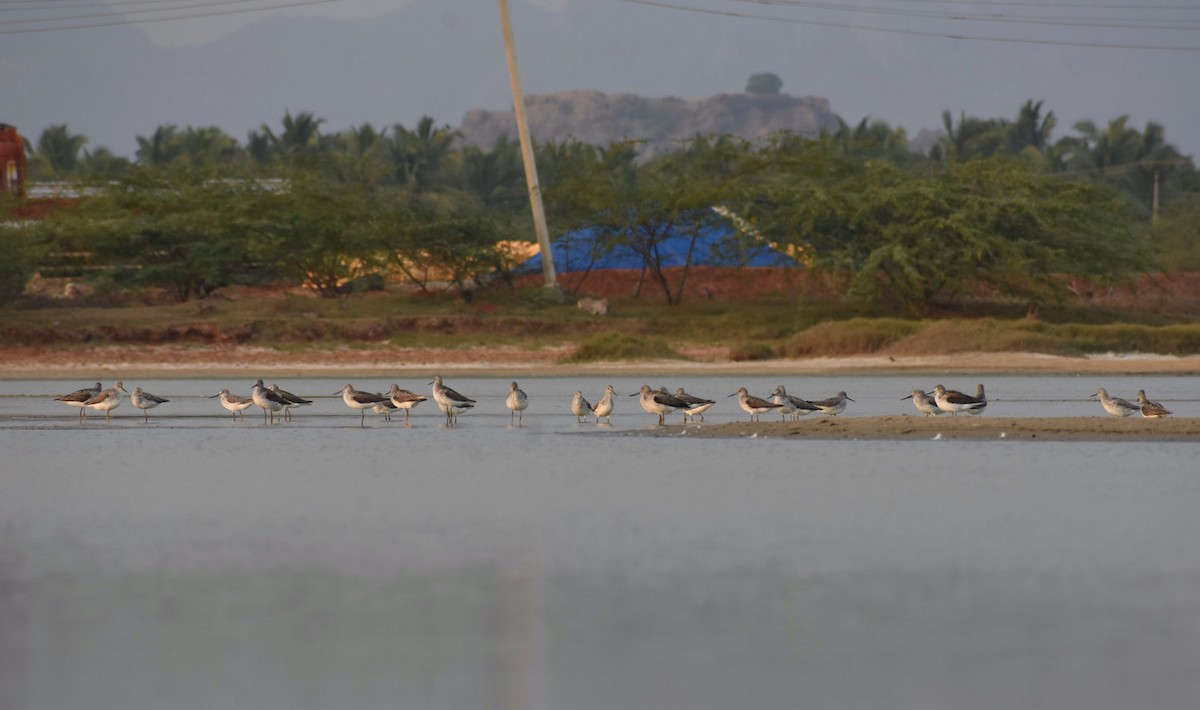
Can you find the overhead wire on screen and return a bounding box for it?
[622,0,1200,51]
[0,0,339,34]
[733,0,1200,31]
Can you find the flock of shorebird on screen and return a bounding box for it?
[50,379,1174,426]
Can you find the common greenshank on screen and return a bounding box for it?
[902,390,945,417]
[269,384,312,420]
[373,399,399,421]
[210,389,255,420]
[967,383,988,416]
[770,385,819,421]
[674,387,715,423]
[337,383,391,427]
[506,381,529,426]
[810,391,854,416]
[83,381,127,424]
[252,379,290,424]
[388,384,427,425]
[1137,389,1172,418]
[430,375,475,426]
[571,390,593,423]
[632,384,688,425]
[591,385,617,424]
[932,384,984,416]
[1092,388,1139,418]
[729,386,782,422]
[55,382,101,421]
[130,386,169,422]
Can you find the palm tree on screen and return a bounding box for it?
[245,130,272,165]
[79,147,133,177]
[385,116,459,197]
[35,124,88,176]
[458,136,525,211]
[343,122,386,160]
[934,111,1005,162]
[1072,116,1141,173]
[259,110,326,162]
[179,126,242,166]
[136,124,183,167]
[830,116,910,163]
[1006,99,1056,156]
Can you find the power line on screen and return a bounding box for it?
[732,0,1200,31]
[741,0,1200,10]
[622,0,1200,51]
[1,0,273,27]
[0,0,338,34]
[0,0,223,8]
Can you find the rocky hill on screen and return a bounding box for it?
[457,90,839,155]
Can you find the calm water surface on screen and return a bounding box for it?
[2,375,1199,710]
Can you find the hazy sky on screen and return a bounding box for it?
[3,0,1197,159]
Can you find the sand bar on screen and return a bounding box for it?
[637,414,1200,441]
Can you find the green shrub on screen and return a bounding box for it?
[783,318,923,356]
[728,341,777,361]
[561,332,681,362]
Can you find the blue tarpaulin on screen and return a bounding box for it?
[519,225,795,274]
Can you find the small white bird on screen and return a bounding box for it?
[130,386,169,422]
[506,381,529,426]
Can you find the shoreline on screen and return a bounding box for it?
[3,345,1200,379]
[638,415,1200,441]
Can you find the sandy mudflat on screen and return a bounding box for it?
[3,345,1200,379]
[638,414,1200,441]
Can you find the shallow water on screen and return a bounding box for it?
[3,376,1200,710]
[2,373,1195,425]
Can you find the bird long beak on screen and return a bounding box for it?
[208,393,220,399]
[900,394,914,400]
[726,392,738,397]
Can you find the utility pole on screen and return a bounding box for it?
[498,0,559,294]
[1152,169,1160,225]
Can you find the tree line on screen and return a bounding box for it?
[4,100,1198,312]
